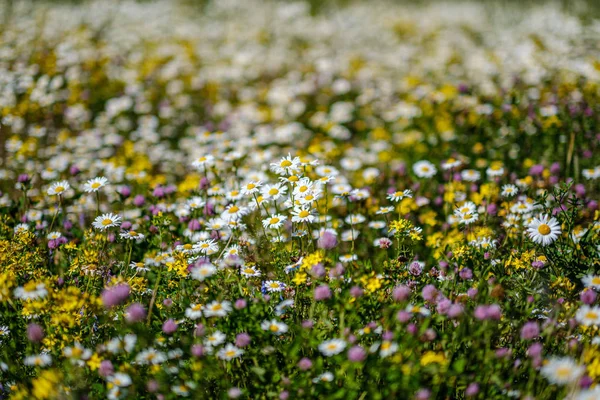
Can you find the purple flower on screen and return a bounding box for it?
[101,284,130,308]
[27,323,44,343]
[487,304,502,320]
[228,387,242,399]
[447,304,464,318]
[408,262,423,276]
[317,231,338,250]
[98,360,114,377]
[520,321,540,340]
[301,320,314,329]
[350,286,364,298]
[298,357,312,370]
[17,174,30,184]
[529,164,544,176]
[191,344,205,357]
[194,324,206,337]
[474,306,488,320]
[314,285,332,301]
[436,298,452,315]
[465,383,479,397]
[118,186,131,197]
[527,343,543,358]
[235,333,251,347]
[188,219,201,231]
[347,346,367,362]
[459,268,473,280]
[234,299,247,310]
[392,285,411,302]
[152,186,166,198]
[133,195,145,207]
[407,323,417,335]
[581,289,597,305]
[125,303,146,323]
[310,263,326,278]
[415,388,431,400]
[162,319,178,335]
[397,311,411,323]
[422,285,438,302]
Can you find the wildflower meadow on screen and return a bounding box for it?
[1,0,600,399]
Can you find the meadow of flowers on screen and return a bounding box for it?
[0,0,600,399]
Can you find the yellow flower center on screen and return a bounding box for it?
[281,160,292,167]
[586,311,598,320]
[228,206,239,213]
[54,186,65,193]
[288,175,299,182]
[246,183,255,189]
[225,350,236,358]
[91,182,101,188]
[592,277,600,285]
[268,188,279,196]
[269,324,279,332]
[184,244,193,250]
[102,219,113,226]
[537,224,551,235]
[212,304,222,311]
[299,210,310,218]
[556,367,571,378]
[269,217,280,225]
[129,231,137,236]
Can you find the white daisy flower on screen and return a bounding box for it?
[47,180,70,196]
[203,301,232,318]
[575,305,600,326]
[291,206,315,223]
[204,331,226,347]
[262,214,286,230]
[413,161,437,178]
[527,214,561,246]
[92,213,122,230]
[263,280,286,293]
[191,155,215,170]
[582,275,600,291]
[318,339,347,356]
[83,176,108,193]
[387,189,413,202]
[24,353,52,367]
[261,319,289,335]
[501,184,518,197]
[240,266,261,278]
[540,357,584,385]
[217,343,244,360]
[191,263,217,281]
[108,373,132,387]
[185,304,204,320]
